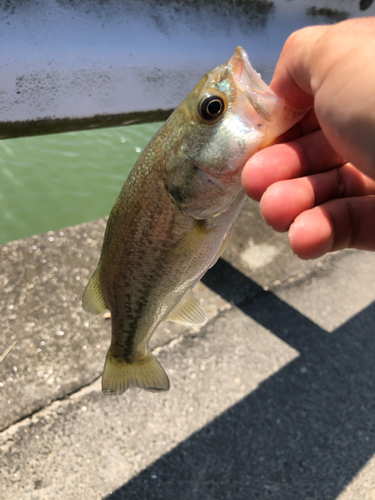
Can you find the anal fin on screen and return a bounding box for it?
[167,291,207,327]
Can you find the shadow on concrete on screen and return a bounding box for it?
[104,259,375,500]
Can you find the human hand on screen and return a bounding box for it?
[241,18,375,259]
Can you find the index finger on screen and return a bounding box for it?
[242,128,345,201]
[270,20,375,179]
[269,25,329,109]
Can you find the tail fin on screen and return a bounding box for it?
[102,350,170,395]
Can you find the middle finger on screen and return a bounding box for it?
[242,128,345,201]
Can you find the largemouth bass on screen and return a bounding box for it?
[83,47,303,395]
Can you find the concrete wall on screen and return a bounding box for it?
[1,0,374,138]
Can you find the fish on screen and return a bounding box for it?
[82,47,304,395]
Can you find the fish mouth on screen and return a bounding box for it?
[229,46,284,123]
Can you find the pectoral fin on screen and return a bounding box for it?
[82,267,107,315]
[173,220,212,258]
[167,291,207,326]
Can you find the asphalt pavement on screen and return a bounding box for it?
[1,199,375,500]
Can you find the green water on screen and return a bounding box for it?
[0,122,163,245]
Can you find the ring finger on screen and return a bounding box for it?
[260,163,375,232]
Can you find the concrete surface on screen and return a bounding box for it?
[1,0,374,138]
[1,199,375,499]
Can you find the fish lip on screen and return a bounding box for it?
[229,46,268,95]
[229,46,284,122]
[230,47,253,81]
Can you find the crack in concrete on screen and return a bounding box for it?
[0,302,236,440]
[0,249,344,439]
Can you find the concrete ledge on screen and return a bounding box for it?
[0,199,321,432]
[0,110,173,140]
[1,199,375,498]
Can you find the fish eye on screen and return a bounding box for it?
[199,95,225,121]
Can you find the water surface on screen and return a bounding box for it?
[0,122,162,244]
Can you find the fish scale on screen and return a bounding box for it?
[82,47,306,395]
[101,154,194,357]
